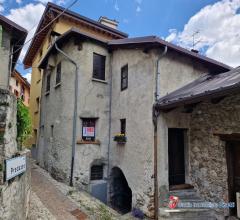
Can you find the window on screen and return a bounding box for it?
[56,62,61,85]
[120,119,126,135]
[51,125,54,138]
[93,53,106,80]
[121,64,128,91]
[46,74,51,93]
[91,165,103,180]
[16,80,19,87]
[82,118,96,141]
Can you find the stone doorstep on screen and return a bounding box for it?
[159,207,215,219]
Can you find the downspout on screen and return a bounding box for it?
[55,43,79,187]
[107,52,113,204]
[153,46,167,220]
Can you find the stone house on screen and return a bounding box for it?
[23,2,127,148]
[155,67,240,219]
[0,15,30,219]
[10,70,30,106]
[36,27,231,219]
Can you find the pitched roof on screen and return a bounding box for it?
[23,2,128,68]
[39,29,232,75]
[12,70,30,88]
[0,15,27,70]
[156,67,240,110]
[108,36,231,73]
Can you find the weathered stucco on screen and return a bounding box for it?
[38,40,110,189]
[0,29,11,90]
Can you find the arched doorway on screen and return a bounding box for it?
[110,167,132,214]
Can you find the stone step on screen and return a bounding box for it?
[159,208,216,220]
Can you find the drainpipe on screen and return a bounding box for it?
[153,46,167,220]
[107,52,113,204]
[55,43,79,187]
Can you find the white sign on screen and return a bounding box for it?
[83,127,95,137]
[5,156,26,181]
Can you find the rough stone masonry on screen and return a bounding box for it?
[0,89,30,220]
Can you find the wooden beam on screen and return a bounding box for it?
[213,133,240,141]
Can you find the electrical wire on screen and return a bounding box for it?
[11,0,78,57]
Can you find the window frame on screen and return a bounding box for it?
[82,118,96,141]
[56,62,61,85]
[46,74,51,93]
[92,52,106,81]
[120,118,126,135]
[121,64,128,91]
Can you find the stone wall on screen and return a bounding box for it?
[189,94,240,205]
[0,89,31,220]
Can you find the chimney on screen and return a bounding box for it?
[98,16,118,29]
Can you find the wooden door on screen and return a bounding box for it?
[168,128,186,186]
[226,141,240,215]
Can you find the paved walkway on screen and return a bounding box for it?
[31,166,87,220]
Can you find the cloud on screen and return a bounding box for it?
[114,0,119,11]
[24,72,31,83]
[136,5,141,12]
[0,0,4,12]
[16,0,22,4]
[165,0,240,67]
[6,3,45,61]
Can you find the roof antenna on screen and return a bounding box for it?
[191,30,202,53]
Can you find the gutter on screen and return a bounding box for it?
[153,46,167,220]
[55,43,79,186]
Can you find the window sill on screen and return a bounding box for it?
[45,91,50,96]
[55,83,61,88]
[92,78,107,84]
[76,139,101,145]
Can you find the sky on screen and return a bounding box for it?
[1,0,240,82]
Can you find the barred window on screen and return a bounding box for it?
[90,165,103,180]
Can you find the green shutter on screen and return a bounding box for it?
[0,25,2,47]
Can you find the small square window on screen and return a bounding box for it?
[82,118,96,141]
[120,119,126,135]
[93,53,106,80]
[46,74,51,93]
[91,165,103,180]
[121,64,128,91]
[56,62,61,85]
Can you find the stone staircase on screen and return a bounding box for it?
[159,189,217,220]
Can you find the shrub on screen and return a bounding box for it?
[17,99,32,148]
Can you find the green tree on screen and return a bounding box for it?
[17,99,32,149]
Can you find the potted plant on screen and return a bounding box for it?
[113,133,127,144]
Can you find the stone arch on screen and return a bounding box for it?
[110,167,132,214]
